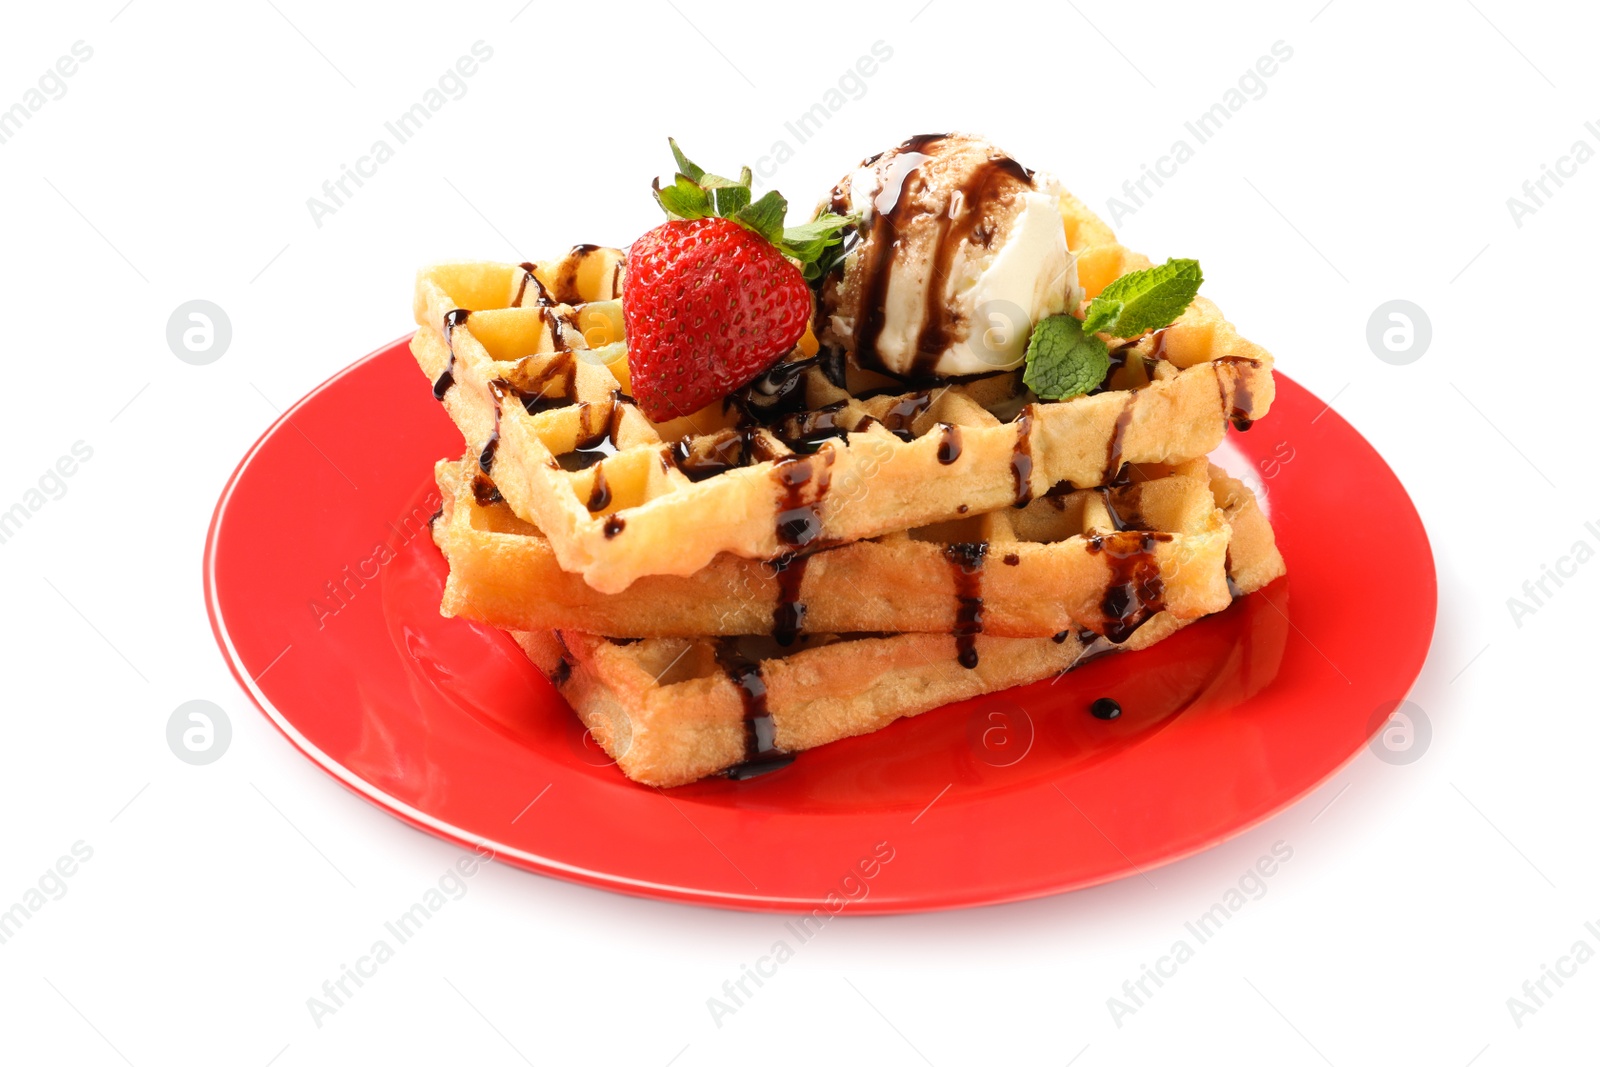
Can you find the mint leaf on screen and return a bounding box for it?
[1081,258,1203,338]
[1023,314,1111,400]
[668,137,704,183]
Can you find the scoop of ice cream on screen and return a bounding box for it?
[820,133,1077,379]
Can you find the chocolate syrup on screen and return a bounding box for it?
[470,474,502,506]
[1090,697,1123,720]
[773,452,833,548]
[552,243,603,304]
[739,356,818,420]
[602,515,625,538]
[1100,487,1142,533]
[564,396,624,469]
[433,308,471,400]
[851,135,946,374]
[1010,409,1035,506]
[672,432,747,482]
[818,345,848,389]
[513,262,554,308]
[936,423,963,464]
[911,152,1036,375]
[1052,630,1072,643]
[480,380,505,474]
[585,464,611,512]
[1086,530,1172,643]
[549,657,572,687]
[714,639,793,779]
[1103,396,1135,483]
[878,391,931,440]
[1071,633,1122,670]
[1002,552,1020,566]
[507,350,577,414]
[944,541,988,669]
[770,554,809,646]
[774,402,854,451]
[1213,356,1261,431]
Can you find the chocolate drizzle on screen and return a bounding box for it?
[470,474,502,506]
[818,345,848,389]
[912,155,1035,372]
[602,515,625,538]
[1011,409,1035,506]
[513,262,554,308]
[944,541,988,669]
[714,639,793,779]
[773,402,855,451]
[1104,396,1135,483]
[480,379,506,474]
[851,135,945,373]
[770,554,809,646]
[773,452,833,548]
[1087,530,1173,643]
[551,243,603,304]
[877,391,931,441]
[1213,356,1261,431]
[585,464,611,512]
[738,356,819,421]
[508,351,577,414]
[563,394,625,471]
[433,308,471,400]
[936,423,963,465]
[673,432,748,482]
[1100,487,1142,533]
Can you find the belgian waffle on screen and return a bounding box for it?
[506,469,1284,787]
[434,455,1234,643]
[411,196,1276,593]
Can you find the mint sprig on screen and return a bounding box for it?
[652,138,857,280]
[1081,258,1203,338]
[1022,315,1111,400]
[1024,258,1204,399]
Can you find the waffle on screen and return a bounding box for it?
[411,197,1276,593]
[506,468,1284,787]
[434,454,1235,642]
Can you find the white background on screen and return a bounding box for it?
[1,0,1596,1063]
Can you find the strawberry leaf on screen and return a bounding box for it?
[668,137,704,183]
[708,183,752,217]
[735,191,787,243]
[654,139,856,275]
[653,176,711,220]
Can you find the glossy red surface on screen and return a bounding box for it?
[205,338,1436,913]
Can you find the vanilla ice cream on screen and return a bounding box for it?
[820,133,1078,379]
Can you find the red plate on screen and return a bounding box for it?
[205,338,1435,913]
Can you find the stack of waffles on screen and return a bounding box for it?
[412,194,1285,787]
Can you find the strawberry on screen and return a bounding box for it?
[622,140,856,422]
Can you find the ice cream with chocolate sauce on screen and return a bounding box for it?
[821,133,1077,380]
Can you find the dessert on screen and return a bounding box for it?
[411,134,1286,786]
